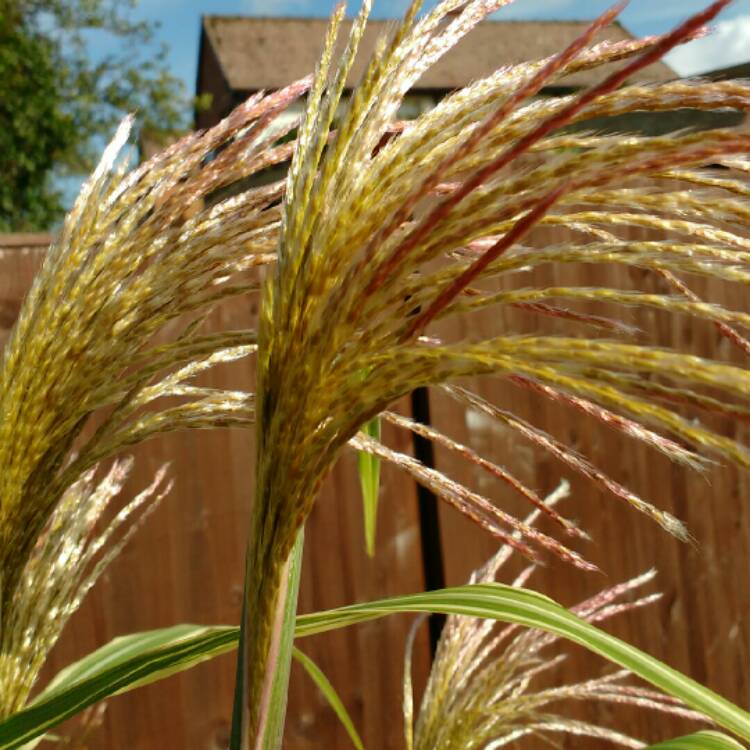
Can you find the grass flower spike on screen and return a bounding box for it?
[0,79,310,604]
[407,484,705,749]
[0,460,169,719]
[0,78,308,724]
[3,0,750,746]
[236,0,750,743]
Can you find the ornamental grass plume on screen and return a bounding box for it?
[3,0,750,746]
[0,80,307,719]
[236,0,750,743]
[0,460,169,719]
[406,483,705,749]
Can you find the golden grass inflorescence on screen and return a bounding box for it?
[248,0,750,585]
[3,0,750,743]
[407,483,706,749]
[0,461,170,717]
[239,0,750,742]
[0,82,309,714]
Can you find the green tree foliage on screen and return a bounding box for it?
[0,0,188,231]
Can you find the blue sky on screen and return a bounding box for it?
[134,0,750,100]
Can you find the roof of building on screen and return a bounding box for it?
[200,16,676,94]
[703,61,750,80]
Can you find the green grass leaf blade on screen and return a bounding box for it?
[294,584,750,741]
[3,584,748,749]
[38,624,233,699]
[357,417,381,556]
[292,647,365,750]
[644,731,746,749]
[0,625,238,749]
[263,528,305,749]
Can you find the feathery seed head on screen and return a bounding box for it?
[5,0,750,737]
[408,486,707,749]
[0,81,309,607]
[250,0,750,579]
[0,460,170,717]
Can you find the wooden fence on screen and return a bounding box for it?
[1,230,748,749]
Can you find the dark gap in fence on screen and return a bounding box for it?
[410,385,446,656]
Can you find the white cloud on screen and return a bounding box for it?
[665,14,750,75]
